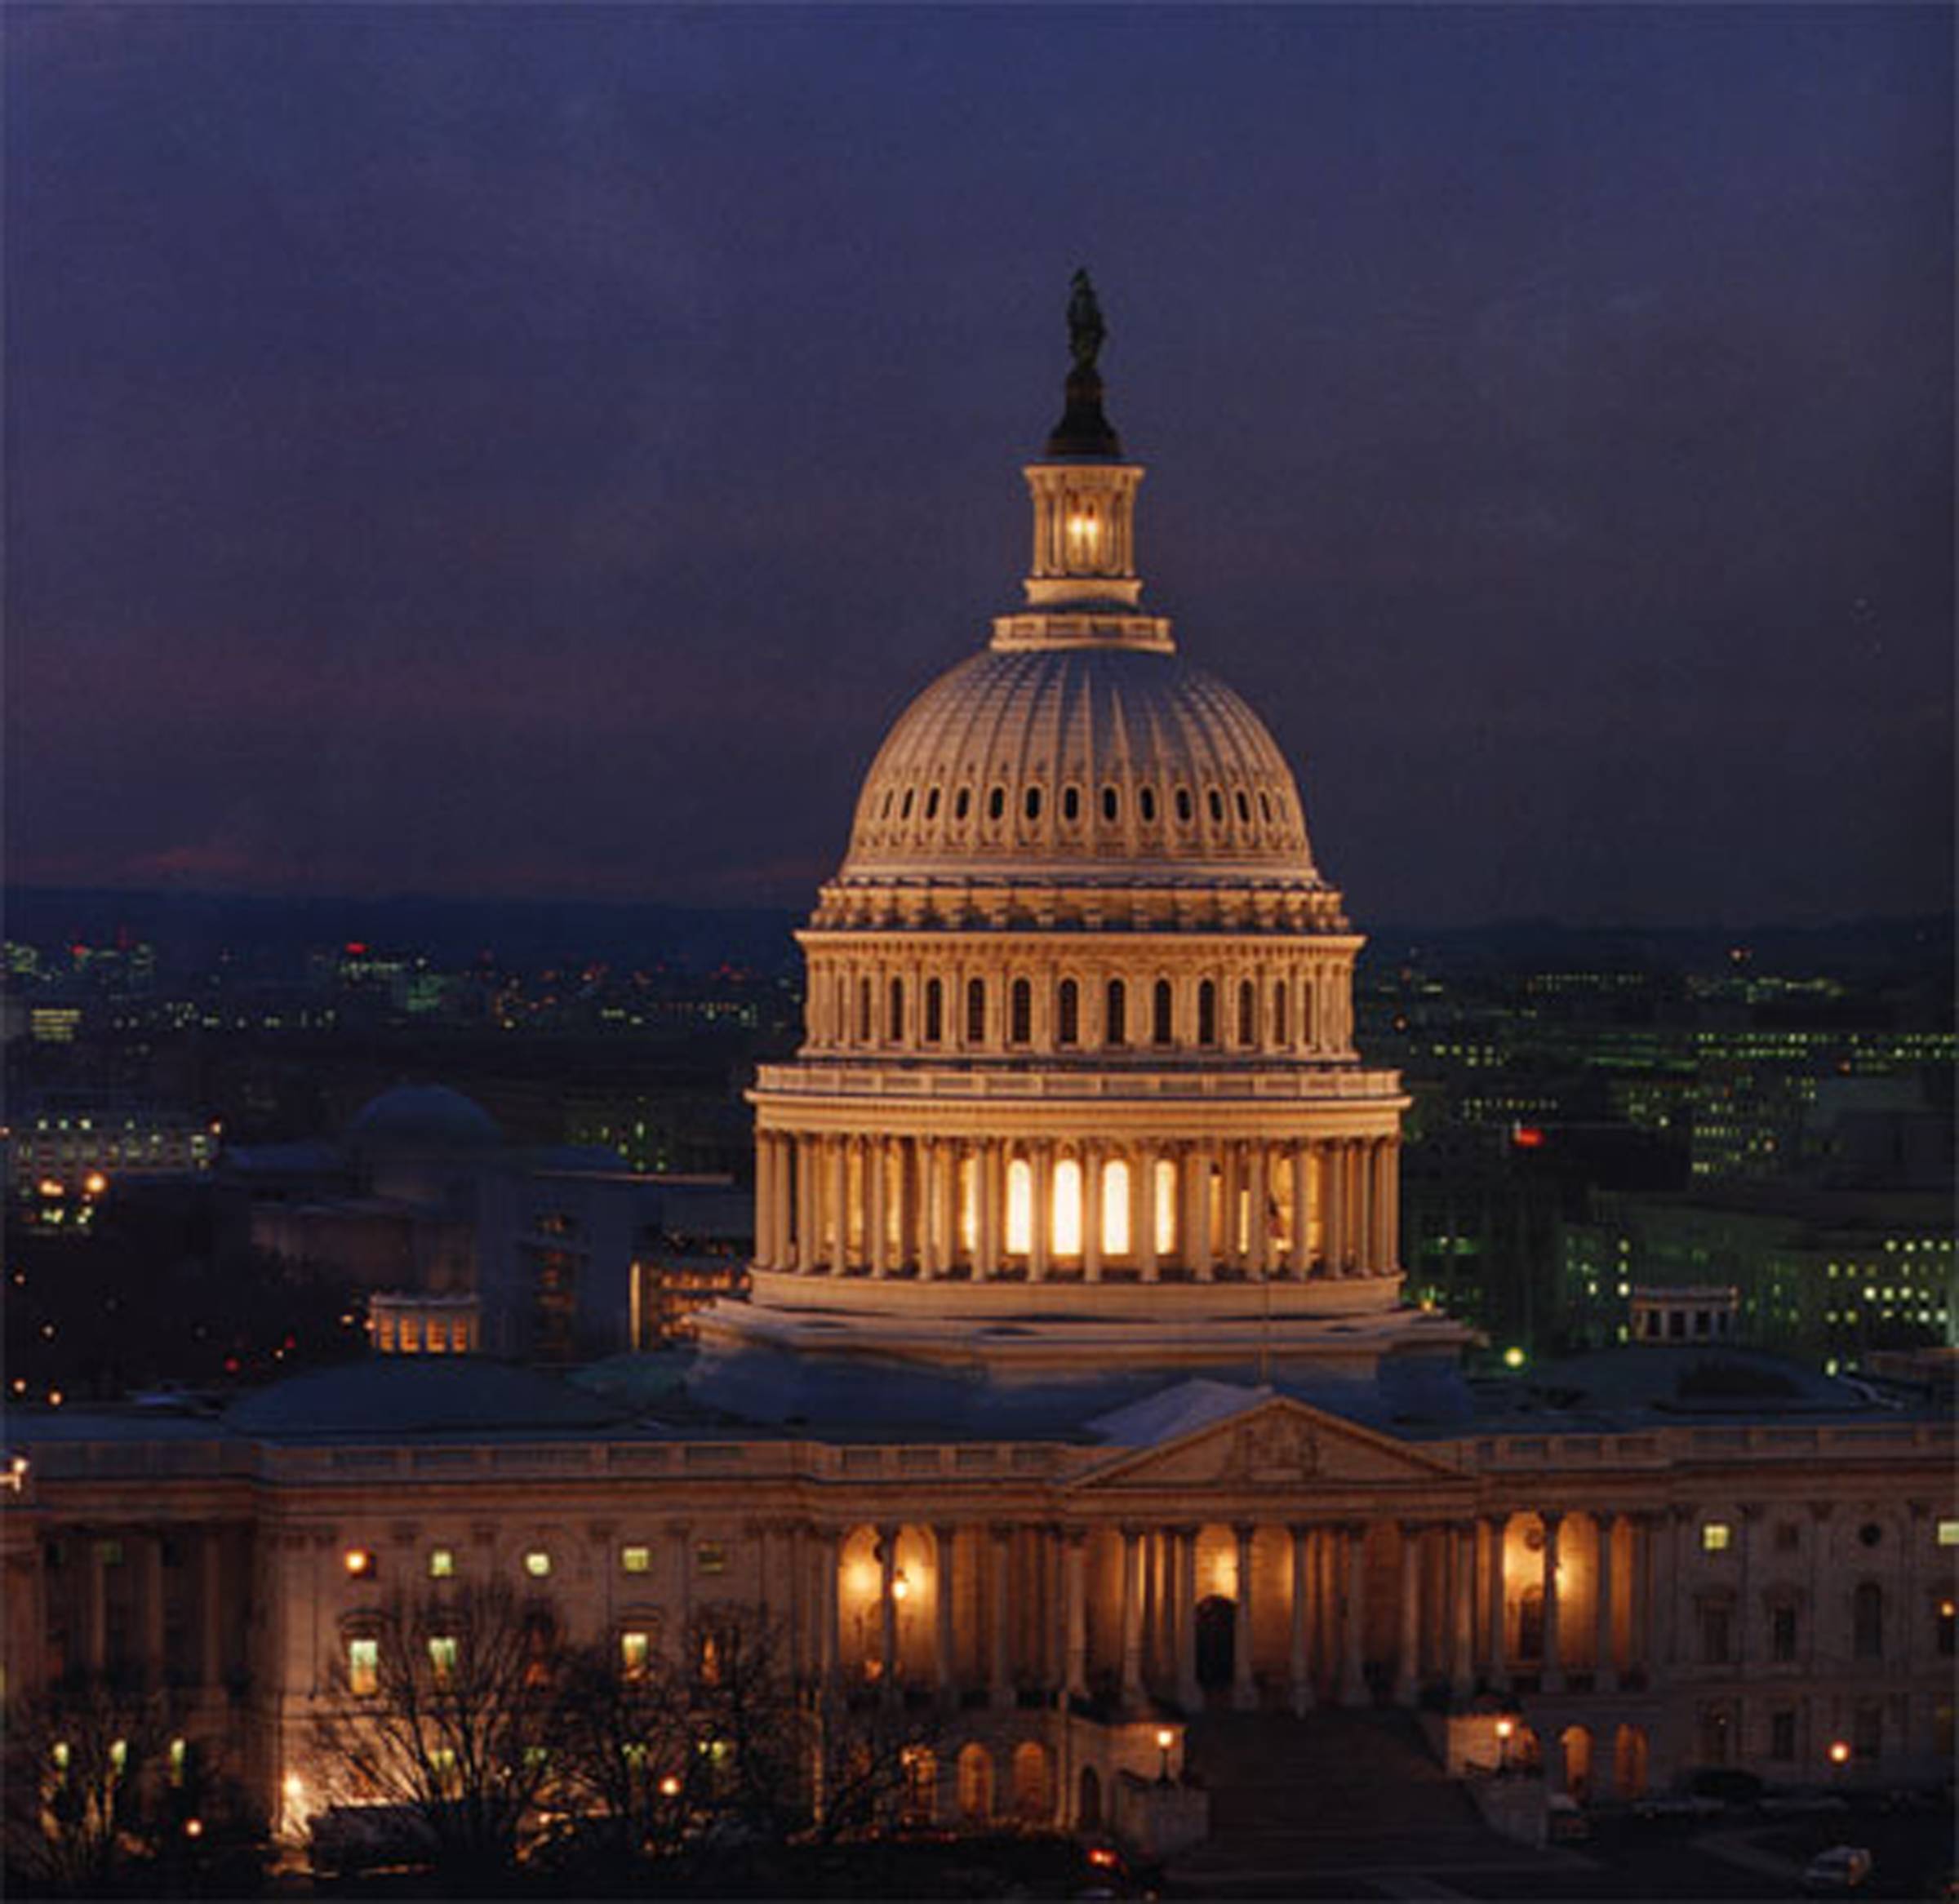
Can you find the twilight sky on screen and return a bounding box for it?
[7,5,1952,926]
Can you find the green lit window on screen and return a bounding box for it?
[620,1545,651,1574]
[428,1547,455,1580]
[1701,1522,1732,1554]
[523,1549,551,1578]
[348,1637,380,1696]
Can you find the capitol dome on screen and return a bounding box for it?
[837,643,1327,890]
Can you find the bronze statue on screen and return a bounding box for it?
[1067,268,1105,373]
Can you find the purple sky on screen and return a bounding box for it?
[7,6,1952,926]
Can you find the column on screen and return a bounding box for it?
[1323,1141,1348,1276]
[795,1138,817,1271]
[1289,1526,1315,1715]
[1232,1525,1257,1710]
[1485,1514,1508,1687]
[818,1529,840,1692]
[1340,1524,1366,1705]
[1030,1144,1054,1281]
[1541,1511,1565,1692]
[978,1140,1002,1278]
[917,1138,941,1276]
[1595,1515,1618,1690]
[824,1138,846,1272]
[1395,1525,1422,1705]
[1219,1146,1242,1272]
[1289,1143,1312,1276]
[866,1139,888,1276]
[1136,1144,1160,1281]
[988,1529,1013,1709]
[1450,1522,1477,1699]
[933,1527,957,1705]
[1189,1145,1215,1279]
[200,1529,224,1686]
[1174,1528,1200,1711]
[1064,1532,1088,1702]
[1247,1146,1270,1276]
[1120,1528,1145,1711]
[1380,1138,1401,1272]
[1082,1143,1104,1282]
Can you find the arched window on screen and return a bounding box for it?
[1153,979,1174,1047]
[988,785,1006,821]
[1207,788,1225,823]
[1175,787,1193,823]
[1154,1157,1178,1255]
[1235,789,1252,823]
[1273,979,1289,1045]
[1101,784,1120,822]
[957,1743,994,1823]
[1105,979,1126,1047]
[857,977,873,1043]
[954,786,971,820]
[1024,785,1042,821]
[924,786,940,820]
[888,977,904,1043]
[966,978,986,1045]
[1197,980,1218,1046]
[1056,979,1079,1047]
[1011,1741,1053,1822]
[924,978,943,1045]
[1005,1158,1033,1256]
[1853,1582,1885,1659]
[1102,1158,1131,1256]
[1062,785,1081,821]
[901,788,915,819]
[1010,979,1033,1045]
[1139,785,1157,823]
[1237,979,1256,1045]
[1052,1157,1083,1256]
[1300,979,1316,1047]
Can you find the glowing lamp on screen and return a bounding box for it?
[282,1773,305,1803]
[1503,1347,1526,1370]
[37,1178,63,1198]
[1495,1717,1515,1741]
[82,1172,108,1196]
[1155,1728,1174,1750]
[1828,1739,1850,1766]
[184,1817,204,1840]
[890,1571,910,1603]
[343,1547,375,1578]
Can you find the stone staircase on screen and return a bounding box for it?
[1166,1708,1512,1893]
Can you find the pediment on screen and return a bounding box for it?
[1068,1392,1459,1494]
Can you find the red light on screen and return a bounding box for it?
[1513,1125,1545,1150]
[344,941,368,956]
[1088,1848,1117,1868]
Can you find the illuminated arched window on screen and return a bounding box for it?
[1102,1158,1131,1256]
[1057,980,1079,1047]
[1153,979,1174,1047]
[1105,979,1126,1047]
[1005,1159,1033,1256]
[1010,979,1033,1046]
[966,978,986,1045]
[1052,1156,1083,1257]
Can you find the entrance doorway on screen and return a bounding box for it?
[1196,1595,1236,1693]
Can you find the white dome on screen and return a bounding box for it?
[837,642,1326,890]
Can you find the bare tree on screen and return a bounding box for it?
[307,1580,567,1889]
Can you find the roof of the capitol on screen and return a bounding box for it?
[222,1356,628,1439]
[344,1084,504,1152]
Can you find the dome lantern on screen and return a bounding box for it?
[1022,270,1148,615]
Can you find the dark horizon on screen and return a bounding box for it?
[8,7,1953,926]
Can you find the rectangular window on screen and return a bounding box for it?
[428,1548,455,1580]
[348,1637,380,1697]
[1701,1522,1731,1554]
[523,1550,551,1578]
[1937,1520,1959,1547]
[427,1635,457,1682]
[1770,1605,1798,1662]
[620,1545,651,1575]
[620,1630,651,1677]
[694,1542,726,1576]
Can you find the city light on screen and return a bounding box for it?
[343,1548,374,1577]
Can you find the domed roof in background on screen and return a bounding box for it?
[837,644,1326,890]
[344,1085,504,1155]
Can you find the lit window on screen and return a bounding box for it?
[620,1630,651,1676]
[694,1542,726,1575]
[427,1635,457,1681]
[524,1550,552,1578]
[620,1545,651,1574]
[1702,1522,1732,1554]
[1937,1520,1959,1547]
[344,1547,375,1578]
[429,1548,455,1580]
[349,1637,380,1696]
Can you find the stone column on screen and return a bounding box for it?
[1120,1528,1146,1711]
[1233,1525,1257,1710]
[818,1529,840,1692]
[933,1526,957,1706]
[1485,1514,1508,1687]
[1064,1532,1088,1702]
[1247,1146,1270,1276]
[1290,1143,1313,1276]
[989,1529,1013,1709]
[1323,1140,1348,1276]
[867,1139,889,1276]
[1395,1525,1422,1704]
[1541,1511,1565,1691]
[1450,1522,1477,1699]
[1381,1139,1401,1272]
[1190,1146,1215,1279]
[978,1139,1002,1278]
[1289,1526,1315,1715]
[919,1138,944,1276]
[1174,1528,1200,1711]
[1595,1515,1618,1690]
[794,1137,816,1272]
[1136,1144,1160,1280]
[1030,1144,1054,1282]
[1082,1143,1104,1282]
[1340,1525,1366,1704]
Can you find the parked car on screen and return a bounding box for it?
[1801,1845,1873,1893]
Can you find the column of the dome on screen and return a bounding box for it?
[1384,1137,1402,1272]
[828,1140,848,1273]
[867,1137,889,1276]
[1288,1143,1312,1276]
[895,1138,916,1273]
[1135,1143,1159,1281]
[768,1134,788,1269]
[935,1141,957,1278]
[1030,1143,1054,1280]
[1188,1145,1215,1279]
[977,1139,1002,1277]
[1082,1143,1104,1282]
[1248,1144,1270,1276]
[1322,1139,1346,1276]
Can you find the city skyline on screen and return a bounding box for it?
[7,5,1953,926]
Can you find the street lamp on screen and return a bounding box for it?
[1495,1715,1516,1777]
[1154,1726,1174,1785]
[1828,1738,1850,1791]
